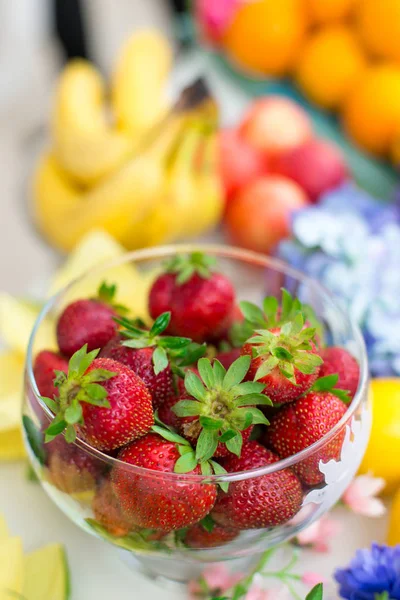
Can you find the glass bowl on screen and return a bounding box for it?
[22,245,370,583]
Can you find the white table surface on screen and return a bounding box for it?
[0,9,389,600]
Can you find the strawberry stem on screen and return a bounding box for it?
[163,252,216,285]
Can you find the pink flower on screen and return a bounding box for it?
[302,572,327,587]
[296,516,342,552]
[342,474,386,517]
[195,0,240,43]
[188,564,244,598]
[245,586,291,600]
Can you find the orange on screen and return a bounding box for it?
[222,0,308,77]
[342,63,400,156]
[295,25,366,110]
[305,0,356,23]
[357,0,400,63]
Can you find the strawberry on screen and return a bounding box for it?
[241,306,322,404]
[264,375,350,485]
[111,431,217,530]
[46,436,103,494]
[319,346,360,399]
[212,441,303,529]
[92,479,136,537]
[158,393,182,431]
[56,282,124,357]
[42,345,154,451]
[184,520,238,548]
[171,356,271,460]
[103,312,206,409]
[149,252,235,343]
[33,350,68,399]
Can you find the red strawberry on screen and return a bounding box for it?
[212,441,302,529]
[171,356,271,461]
[44,346,154,452]
[241,314,322,404]
[101,336,174,410]
[46,436,103,494]
[158,393,182,430]
[112,432,217,530]
[92,479,137,537]
[33,350,68,399]
[149,252,235,343]
[184,522,238,548]
[319,347,359,399]
[56,282,122,357]
[264,378,349,485]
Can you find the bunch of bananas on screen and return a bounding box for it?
[33,30,223,253]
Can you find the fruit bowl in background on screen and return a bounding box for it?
[22,246,370,583]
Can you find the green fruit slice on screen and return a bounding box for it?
[0,536,24,597]
[22,543,70,600]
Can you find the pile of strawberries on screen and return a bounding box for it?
[33,252,360,549]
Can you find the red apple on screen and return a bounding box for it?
[219,128,267,205]
[225,175,309,254]
[240,96,313,156]
[273,138,348,202]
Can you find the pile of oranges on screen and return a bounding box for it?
[215,0,400,162]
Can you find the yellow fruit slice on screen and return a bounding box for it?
[0,429,26,461]
[47,229,155,321]
[359,379,400,494]
[305,0,356,24]
[0,537,24,598]
[112,29,172,136]
[22,543,70,600]
[295,25,366,110]
[0,294,56,355]
[0,351,24,432]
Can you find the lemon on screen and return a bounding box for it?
[296,24,366,110]
[357,0,400,63]
[305,0,356,24]
[359,379,400,495]
[342,63,400,156]
[223,0,308,76]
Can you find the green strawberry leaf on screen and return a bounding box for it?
[219,429,238,443]
[235,407,269,426]
[263,296,279,322]
[185,371,207,401]
[225,432,243,457]
[65,424,77,443]
[150,312,171,337]
[281,288,294,321]
[45,417,67,442]
[331,388,352,404]
[41,396,59,413]
[199,416,224,430]
[236,393,272,406]
[200,461,213,476]
[172,399,202,417]
[84,383,108,401]
[157,336,191,350]
[97,281,117,304]
[165,252,216,284]
[223,356,251,390]
[68,345,99,377]
[213,360,226,386]
[198,357,215,389]
[239,301,265,326]
[22,415,46,465]
[199,514,215,533]
[272,347,294,361]
[64,402,83,425]
[151,425,190,446]
[153,346,169,375]
[177,342,207,368]
[254,356,280,380]
[174,451,197,473]
[53,370,67,388]
[306,583,323,600]
[209,460,229,492]
[312,374,339,391]
[233,381,265,396]
[196,428,219,462]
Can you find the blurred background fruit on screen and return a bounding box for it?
[225,175,309,254]
[295,25,366,110]
[342,64,400,156]
[305,0,357,24]
[387,486,400,545]
[356,0,400,63]
[222,0,308,76]
[240,97,313,156]
[272,138,348,202]
[359,380,400,495]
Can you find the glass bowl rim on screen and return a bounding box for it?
[26,243,368,483]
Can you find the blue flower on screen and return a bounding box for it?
[335,543,400,599]
[276,183,400,377]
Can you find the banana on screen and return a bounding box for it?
[112,30,172,136]
[52,60,133,185]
